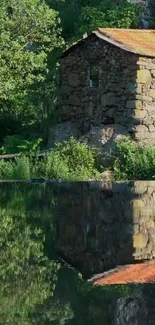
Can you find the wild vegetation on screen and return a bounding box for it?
[0,138,100,180]
[1,136,155,181]
[1,0,155,180]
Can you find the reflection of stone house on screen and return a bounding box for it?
[59,29,155,146]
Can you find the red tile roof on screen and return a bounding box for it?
[95,28,155,57]
[89,262,155,285]
[62,29,155,58]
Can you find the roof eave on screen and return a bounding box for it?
[60,29,155,59]
[94,30,155,58]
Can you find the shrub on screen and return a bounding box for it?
[113,137,155,180]
[0,160,14,180]
[0,138,100,181]
[0,156,31,180]
[44,151,70,180]
[0,135,42,154]
[12,156,31,180]
[44,137,100,181]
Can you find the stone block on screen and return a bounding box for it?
[126,100,143,109]
[149,89,155,98]
[136,84,142,94]
[101,92,116,107]
[148,125,155,132]
[137,61,155,69]
[145,104,155,111]
[69,94,81,106]
[146,220,155,228]
[125,82,137,94]
[134,94,152,101]
[133,233,148,249]
[135,125,148,133]
[136,69,151,84]
[151,69,155,77]
[132,109,146,118]
[132,199,145,209]
[68,73,79,86]
[106,108,114,117]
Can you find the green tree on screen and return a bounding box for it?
[46,0,141,42]
[0,0,63,130]
[76,0,141,37]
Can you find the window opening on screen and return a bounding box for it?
[89,64,99,88]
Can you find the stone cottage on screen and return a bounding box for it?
[58,29,155,149]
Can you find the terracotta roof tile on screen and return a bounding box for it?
[95,28,155,57]
[89,262,155,285]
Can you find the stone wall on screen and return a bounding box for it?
[55,181,155,277]
[59,36,155,147]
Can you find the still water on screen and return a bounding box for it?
[0,181,155,325]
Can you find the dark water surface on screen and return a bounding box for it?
[0,181,155,325]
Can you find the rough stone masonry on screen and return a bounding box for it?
[58,33,155,150]
[55,181,155,277]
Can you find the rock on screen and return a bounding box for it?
[146,219,155,228]
[101,92,116,107]
[133,94,152,101]
[148,125,155,132]
[133,233,148,249]
[132,109,146,118]
[126,100,143,109]
[68,73,79,86]
[106,108,115,117]
[132,199,145,209]
[145,104,155,111]
[79,124,128,158]
[47,121,81,148]
[149,89,155,98]
[135,125,148,133]
[151,69,155,77]
[136,69,151,84]
[69,94,81,106]
[99,170,113,182]
[125,82,137,94]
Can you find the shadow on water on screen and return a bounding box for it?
[0,181,155,324]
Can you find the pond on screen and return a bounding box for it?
[0,181,155,324]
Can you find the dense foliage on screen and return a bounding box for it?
[112,137,155,180]
[47,0,141,41]
[0,138,100,180]
[2,136,155,181]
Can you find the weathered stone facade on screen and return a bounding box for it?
[55,181,155,277]
[59,35,155,146]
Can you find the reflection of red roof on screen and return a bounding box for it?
[62,29,155,58]
[96,29,155,57]
[89,262,155,285]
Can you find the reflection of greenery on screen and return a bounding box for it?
[0,182,153,324]
[0,206,60,324]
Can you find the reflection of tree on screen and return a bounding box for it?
[0,206,60,324]
[0,182,74,325]
[0,183,153,325]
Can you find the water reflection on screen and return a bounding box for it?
[0,181,155,324]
